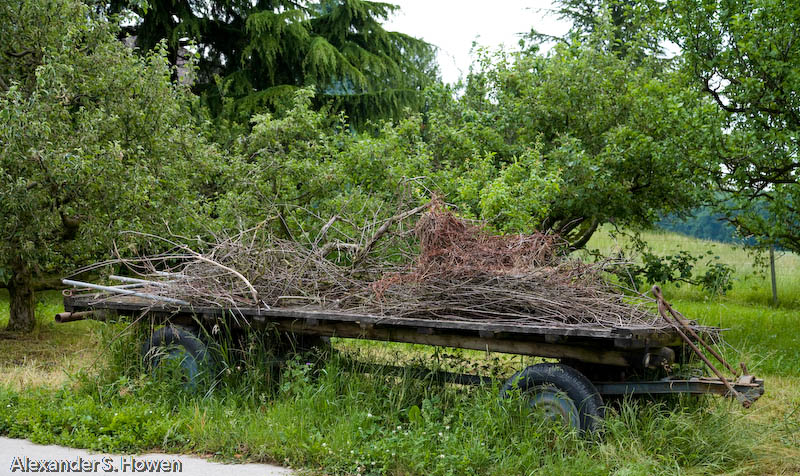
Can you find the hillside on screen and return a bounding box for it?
[586,226,800,309]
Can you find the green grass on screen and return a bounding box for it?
[0,289,106,389]
[586,226,800,310]
[0,346,768,476]
[1,228,799,475]
[586,227,800,380]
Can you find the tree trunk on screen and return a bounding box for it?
[568,217,600,251]
[6,260,36,333]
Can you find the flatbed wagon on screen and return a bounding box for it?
[58,285,764,433]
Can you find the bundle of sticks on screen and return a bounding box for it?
[110,202,666,329]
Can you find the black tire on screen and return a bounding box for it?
[141,325,212,391]
[500,362,605,434]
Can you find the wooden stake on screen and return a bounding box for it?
[770,246,778,306]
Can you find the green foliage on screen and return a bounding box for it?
[596,231,735,295]
[476,147,561,234]
[633,249,734,295]
[109,0,438,127]
[211,39,722,249]
[698,261,735,296]
[544,0,667,60]
[666,0,800,253]
[213,86,560,245]
[213,88,433,242]
[0,337,763,476]
[0,0,221,328]
[417,40,722,246]
[637,249,698,285]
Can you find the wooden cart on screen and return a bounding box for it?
[58,288,764,433]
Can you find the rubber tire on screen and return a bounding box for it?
[141,325,212,391]
[500,363,605,434]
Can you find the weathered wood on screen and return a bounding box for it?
[64,295,685,345]
[62,294,688,363]
[258,317,640,367]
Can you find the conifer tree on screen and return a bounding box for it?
[110,0,438,125]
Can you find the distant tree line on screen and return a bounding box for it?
[657,209,756,245]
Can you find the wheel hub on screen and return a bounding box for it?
[527,384,580,429]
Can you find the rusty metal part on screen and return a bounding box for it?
[54,310,101,323]
[651,286,753,408]
[652,285,739,377]
[594,376,764,402]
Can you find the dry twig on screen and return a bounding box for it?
[105,201,668,330]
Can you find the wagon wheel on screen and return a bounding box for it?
[500,362,605,434]
[141,325,213,391]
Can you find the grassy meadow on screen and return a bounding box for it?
[0,229,798,475]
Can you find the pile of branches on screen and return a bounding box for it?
[111,202,666,329]
[358,206,661,327]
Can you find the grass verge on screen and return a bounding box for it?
[0,229,798,475]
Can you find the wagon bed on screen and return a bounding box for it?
[59,288,764,415]
[64,291,686,368]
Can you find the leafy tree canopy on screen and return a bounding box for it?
[419,40,723,248]
[212,88,432,245]
[666,0,800,253]
[0,0,221,331]
[108,0,438,127]
[535,0,667,61]
[218,35,725,253]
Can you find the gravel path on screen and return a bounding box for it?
[0,437,293,475]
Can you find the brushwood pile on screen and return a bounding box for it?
[118,204,668,329]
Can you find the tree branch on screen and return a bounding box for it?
[182,245,260,304]
[568,217,599,251]
[4,49,34,58]
[351,202,431,267]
